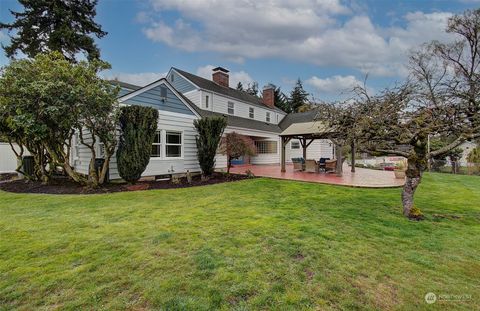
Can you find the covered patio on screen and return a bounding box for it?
[229,118,404,188]
[230,163,404,188]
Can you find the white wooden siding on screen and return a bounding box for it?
[0,143,20,173]
[285,139,335,162]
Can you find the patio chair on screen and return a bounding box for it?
[325,159,337,172]
[318,157,330,171]
[305,159,318,173]
[291,157,305,171]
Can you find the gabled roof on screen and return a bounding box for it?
[172,67,286,114]
[113,78,283,133]
[278,108,320,130]
[175,91,282,133]
[109,80,142,91]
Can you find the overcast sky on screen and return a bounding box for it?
[1,0,479,101]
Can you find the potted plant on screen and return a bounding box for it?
[394,159,407,179]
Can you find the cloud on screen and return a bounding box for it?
[196,65,254,88]
[306,75,362,94]
[142,1,456,77]
[103,71,166,86]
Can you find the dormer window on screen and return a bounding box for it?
[266,112,271,123]
[249,107,254,119]
[228,101,234,115]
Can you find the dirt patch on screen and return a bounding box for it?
[0,173,251,195]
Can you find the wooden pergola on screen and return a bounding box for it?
[279,121,344,173]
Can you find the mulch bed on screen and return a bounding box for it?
[0,173,251,195]
[0,173,18,182]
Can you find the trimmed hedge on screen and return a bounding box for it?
[116,106,158,183]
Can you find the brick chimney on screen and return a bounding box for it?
[212,67,229,87]
[262,84,275,108]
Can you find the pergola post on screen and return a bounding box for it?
[281,136,291,173]
[301,138,307,160]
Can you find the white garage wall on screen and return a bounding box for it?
[0,143,20,173]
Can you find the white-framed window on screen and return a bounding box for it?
[165,131,182,158]
[204,95,210,109]
[170,73,174,82]
[266,112,271,122]
[255,141,277,154]
[249,107,254,119]
[291,140,300,150]
[228,101,234,115]
[151,131,162,158]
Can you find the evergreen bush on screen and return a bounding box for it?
[116,106,158,183]
[193,117,227,176]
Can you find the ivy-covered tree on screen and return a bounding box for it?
[220,132,256,173]
[116,106,159,183]
[193,116,227,177]
[0,0,107,61]
[289,79,309,113]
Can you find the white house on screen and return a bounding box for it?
[1,66,334,178]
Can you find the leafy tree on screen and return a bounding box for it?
[0,52,117,184]
[289,79,309,113]
[77,73,120,186]
[236,82,244,91]
[116,106,158,183]
[220,132,256,173]
[245,82,259,96]
[430,137,463,173]
[193,116,227,177]
[0,0,107,61]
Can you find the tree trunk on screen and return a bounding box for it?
[401,156,424,219]
[350,141,356,173]
[98,156,111,185]
[401,175,421,217]
[335,143,343,177]
[227,156,231,174]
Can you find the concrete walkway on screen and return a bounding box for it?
[230,163,405,188]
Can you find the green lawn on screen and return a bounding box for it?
[0,174,479,310]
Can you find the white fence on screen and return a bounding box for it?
[0,143,19,173]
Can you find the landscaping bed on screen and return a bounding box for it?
[0,172,250,194]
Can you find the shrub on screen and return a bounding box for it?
[219,132,256,173]
[116,106,158,183]
[193,117,227,177]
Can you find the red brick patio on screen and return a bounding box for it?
[230,163,405,188]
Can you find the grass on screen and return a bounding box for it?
[0,173,479,310]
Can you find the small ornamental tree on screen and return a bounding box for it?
[116,106,158,183]
[220,132,256,173]
[193,116,227,177]
[0,52,117,184]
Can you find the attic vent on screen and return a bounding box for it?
[160,86,167,100]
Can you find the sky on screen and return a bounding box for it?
[0,0,479,101]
